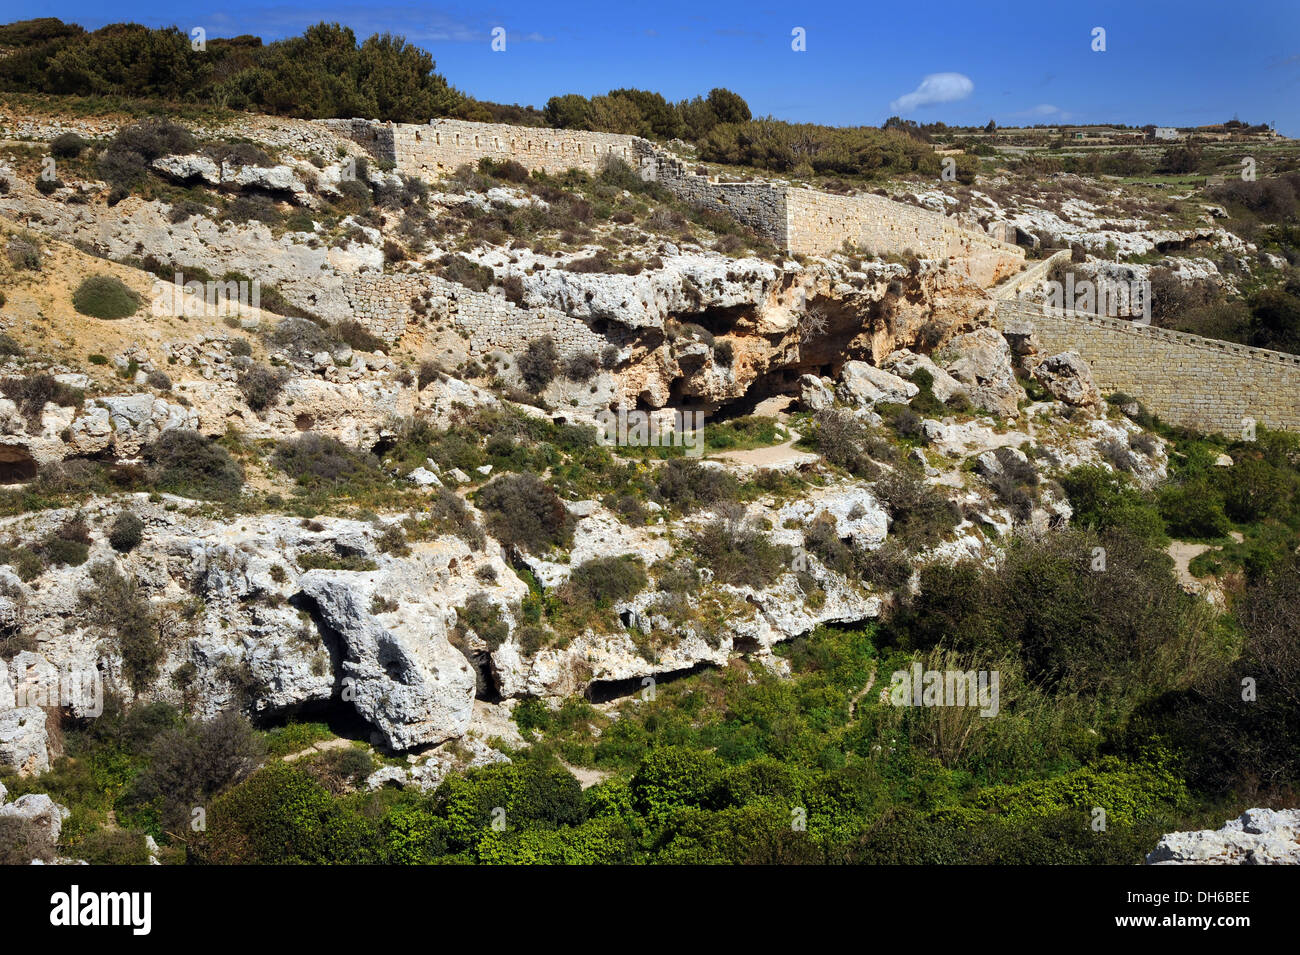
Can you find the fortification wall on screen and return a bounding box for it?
[318,117,1022,282]
[338,272,606,356]
[783,188,1025,284]
[995,301,1300,435]
[318,117,648,178]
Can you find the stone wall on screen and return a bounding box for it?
[995,301,1300,435]
[318,117,648,179]
[990,249,1071,300]
[782,188,1025,285]
[319,117,1024,283]
[339,272,607,357]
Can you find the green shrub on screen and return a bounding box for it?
[874,469,959,550]
[144,429,244,499]
[475,473,572,553]
[79,561,160,694]
[273,434,383,490]
[516,336,559,392]
[50,132,89,158]
[72,275,142,319]
[236,363,285,412]
[456,592,510,650]
[129,710,264,836]
[654,457,740,513]
[692,511,790,587]
[109,511,145,552]
[564,555,647,606]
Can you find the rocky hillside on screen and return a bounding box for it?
[0,101,1296,868]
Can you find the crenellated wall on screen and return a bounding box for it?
[995,300,1300,435]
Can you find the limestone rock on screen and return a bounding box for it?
[0,793,69,857]
[299,568,476,750]
[1147,809,1300,865]
[151,154,221,186]
[879,349,967,403]
[836,360,918,408]
[1034,352,1101,409]
[0,708,49,776]
[942,327,1024,417]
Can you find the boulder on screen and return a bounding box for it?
[836,361,918,408]
[1148,809,1300,865]
[879,349,967,403]
[942,327,1024,417]
[1033,352,1101,409]
[151,155,221,186]
[798,374,836,411]
[0,793,69,858]
[0,707,50,776]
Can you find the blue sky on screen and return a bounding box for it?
[10,0,1300,134]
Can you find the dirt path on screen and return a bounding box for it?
[848,663,879,720]
[712,429,819,469]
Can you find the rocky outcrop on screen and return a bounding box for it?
[1148,809,1300,865]
[941,327,1024,418]
[299,561,479,750]
[1033,352,1102,409]
[837,361,918,408]
[879,349,967,403]
[0,792,70,861]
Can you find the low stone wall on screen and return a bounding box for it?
[990,249,1071,300]
[995,300,1300,435]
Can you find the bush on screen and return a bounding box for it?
[0,373,84,427]
[145,429,244,499]
[517,336,559,392]
[654,458,740,513]
[435,253,495,292]
[237,363,285,412]
[109,511,145,552]
[563,351,600,382]
[565,555,647,607]
[1159,479,1231,539]
[130,710,264,836]
[50,132,89,158]
[203,762,378,864]
[146,370,172,391]
[475,473,572,553]
[6,236,40,271]
[806,409,882,477]
[273,434,383,490]
[72,275,141,319]
[875,469,959,550]
[80,561,160,693]
[692,510,790,587]
[457,592,510,650]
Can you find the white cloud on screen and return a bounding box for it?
[889,73,974,113]
[1026,104,1060,116]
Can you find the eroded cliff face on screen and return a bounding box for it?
[584,257,996,413]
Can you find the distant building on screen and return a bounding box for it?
[1154,127,1182,140]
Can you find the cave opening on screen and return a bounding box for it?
[0,446,37,484]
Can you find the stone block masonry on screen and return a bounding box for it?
[340,272,608,358]
[995,300,1300,436]
[317,117,1024,283]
